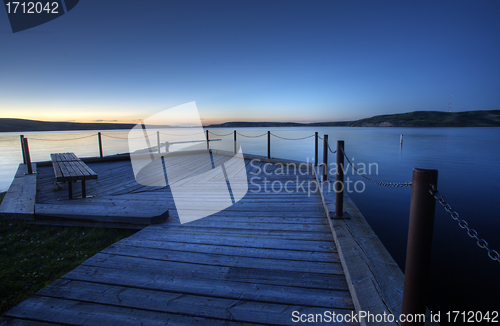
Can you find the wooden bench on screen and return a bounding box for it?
[50,153,98,199]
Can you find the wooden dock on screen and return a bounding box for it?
[0,151,411,325]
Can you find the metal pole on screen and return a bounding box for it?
[20,135,26,164]
[206,130,210,151]
[314,132,318,166]
[98,132,103,158]
[22,137,33,174]
[157,131,161,153]
[234,130,237,154]
[335,140,345,217]
[401,168,438,326]
[267,131,271,159]
[322,135,328,182]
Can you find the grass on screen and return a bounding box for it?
[0,218,137,315]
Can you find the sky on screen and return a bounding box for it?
[0,0,499,125]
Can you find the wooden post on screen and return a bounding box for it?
[165,141,170,153]
[206,130,210,151]
[81,180,86,198]
[314,132,318,166]
[267,131,271,159]
[157,131,161,153]
[234,130,237,154]
[22,137,33,174]
[322,135,328,182]
[98,132,103,158]
[401,168,438,326]
[20,135,26,164]
[335,140,345,217]
[400,134,403,148]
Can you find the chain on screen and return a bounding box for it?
[341,148,412,187]
[209,131,234,137]
[430,186,500,262]
[28,133,98,141]
[236,132,267,138]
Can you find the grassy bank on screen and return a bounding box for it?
[0,219,137,315]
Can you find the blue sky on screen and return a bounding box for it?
[1,0,499,124]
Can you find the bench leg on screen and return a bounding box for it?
[82,180,86,198]
[68,181,73,199]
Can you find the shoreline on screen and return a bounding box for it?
[1,125,500,135]
[2,110,500,132]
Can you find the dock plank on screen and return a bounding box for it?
[63,265,353,309]
[4,153,362,325]
[36,280,357,326]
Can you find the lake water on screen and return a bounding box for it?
[1,127,499,321]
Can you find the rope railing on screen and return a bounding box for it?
[102,133,136,139]
[323,136,336,153]
[29,133,98,141]
[270,132,315,141]
[208,131,234,137]
[236,132,268,138]
[160,131,202,136]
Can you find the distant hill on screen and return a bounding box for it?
[209,110,500,128]
[0,119,176,133]
[348,110,500,127]
[2,110,500,132]
[0,119,137,133]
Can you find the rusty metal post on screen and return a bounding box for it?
[98,132,103,158]
[314,132,318,166]
[267,131,271,159]
[22,137,33,174]
[322,135,328,182]
[234,130,237,154]
[335,140,345,217]
[20,135,26,164]
[401,168,438,326]
[206,130,210,151]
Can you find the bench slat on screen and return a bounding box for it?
[74,161,98,179]
[51,153,98,182]
[68,161,90,179]
[55,161,72,182]
[53,162,64,182]
[62,161,80,181]
[67,153,79,161]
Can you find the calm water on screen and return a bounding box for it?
[1,127,499,320]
